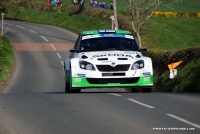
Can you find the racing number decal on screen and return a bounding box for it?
[74,78,82,82]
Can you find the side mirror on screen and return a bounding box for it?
[70,49,77,52]
[140,48,147,52]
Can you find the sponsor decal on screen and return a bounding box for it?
[93,54,133,58]
[74,78,81,82]
[144,77,150,82]
[102,60,124,63]
[82,34,132,40]
[103,34,115,37]
[143,72,151,76]
[77,74,86,77]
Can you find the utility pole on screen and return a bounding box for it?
[113,0,118,30]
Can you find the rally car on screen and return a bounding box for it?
[64,30,153,93]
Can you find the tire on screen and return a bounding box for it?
[141,88,152,93]
[65,70,81,93]
[65,70,72,93]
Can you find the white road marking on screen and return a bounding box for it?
[50,43,56,50]
[16,25,25,29]
[29,30,38,34]
[57,53,61,59]
[127,98,155,109]
[4,23,12,25]
[166,114,200,129]
[107,93,121,97]
[41,36,48,42]
[61,61,64,66]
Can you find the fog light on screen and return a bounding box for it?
[81,64,85,69]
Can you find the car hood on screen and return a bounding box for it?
[78,51,143,64]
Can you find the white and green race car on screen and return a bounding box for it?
[64,30,153,93]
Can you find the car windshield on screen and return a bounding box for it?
[79,37,139,52]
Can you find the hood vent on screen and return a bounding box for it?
[136,54,141,58]
[118,58,128,60]
[98,58,108,61]
[81,55,88,59]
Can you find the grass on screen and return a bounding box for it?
[6,8,112,33]
[0,36,14,90]
[145,17,200,50]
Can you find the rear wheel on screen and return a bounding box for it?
[142,88,152,93]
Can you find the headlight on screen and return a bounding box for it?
[131,60,144,70]
[79,61,95,71]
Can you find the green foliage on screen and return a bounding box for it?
[0,36,14,88]
[0,1,7,13]
[57,9,62,14]
[18,7,25,13]
[153,58,200,92]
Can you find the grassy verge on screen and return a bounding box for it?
[145,17,200,50]
[0,36,14,91]
[154,57,200,92]
[6,7,112,33]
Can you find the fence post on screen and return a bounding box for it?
[1,13,4,35]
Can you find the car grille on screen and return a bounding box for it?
[96,64,130,72]
[86,77,140,84]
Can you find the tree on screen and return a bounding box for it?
[128,0,179,48]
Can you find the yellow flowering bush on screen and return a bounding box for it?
[197,12,200,17]
[163,12,178,17]
[183,13,189,17]
[153,12,200,17]
[153,12,164,17]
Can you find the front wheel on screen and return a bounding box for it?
[65,70,72,93]
[65,70,81,93]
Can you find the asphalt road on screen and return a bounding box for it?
[0,20,200,134]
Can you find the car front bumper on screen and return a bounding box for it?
[71,75,153,89]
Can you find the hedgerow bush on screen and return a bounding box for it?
[0,36,14,89]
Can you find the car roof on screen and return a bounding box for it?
[81,30,132,35]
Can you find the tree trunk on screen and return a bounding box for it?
[136,32,142,48]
